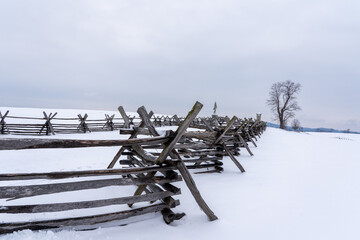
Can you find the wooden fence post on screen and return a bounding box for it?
[107,110,154,169]
[201,117,246,172]
[176,160,218,221]
[244,118,257,147]
[212,115,219,128]
[103,114,115,131]
[118,106,130,128]
[0,111,10,134]
[77,114,90,133]
[39,112,57,135]
[135,102,218,221]
[173,114,180,125]
[158,102,219,220]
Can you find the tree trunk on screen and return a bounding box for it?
[279,114,285,129]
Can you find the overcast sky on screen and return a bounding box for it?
[1,0,359,131]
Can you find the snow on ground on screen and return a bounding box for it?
[1,108,360,239]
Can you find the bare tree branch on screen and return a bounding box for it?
[267,80,301,129]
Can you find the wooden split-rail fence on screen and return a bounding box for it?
[0,110,124,135]
[0,108,264,136]
[0,102,266,233]
[0,109,182,135]
[114,106,266,174]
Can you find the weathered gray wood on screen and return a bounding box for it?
[119,142,210,151]
[222,144,246,173]
[186,163,223,170]
[163,198,180,209]
[224,116,230,123]
[153,155,223,165]
[103,114,115,130]
[118,106,130,128]
[251,121,262,137]
[0,110,10,134]
[161,183,181,194]
[49,112,57,135]
[107,111,154,169]
[120,127,150,135]
[249,121,259,140]
[214,116,237,144]
[132,145,157,163]
[212,115,220,127]
[176,161,218,221]
[124,156,179,209]
[194,168,223,174]
[201,118,215,132]
[0,191,177,214]
[246,131,257,147]
[173,114,180,124]
[161,208,185,224]
[136,106,181,163]
[236,134,254,156]
[0,165,178,181]
[180,150,226,157]
[39,112,57,135]
[138,139,239,152]
[137,106,159,137]
[122,157,169,205]
[156,101,203,165]
[77,113,90,133]
[133,106,170,162]
[181,156,223,163]
[130,171,157,202]
[235,117,247,131]
[0,111,9,122]
[121,129,217,141]
[201,116,246,172]
[0,202,173,234]
[124,154,179,212]
[128,156,180,181]
[184,131,217,140]
[1,109,266,136]
[0,136,169,151]
[0,175,182,199]
[39,112,48,135]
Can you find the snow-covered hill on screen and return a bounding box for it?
[1,108,360,240]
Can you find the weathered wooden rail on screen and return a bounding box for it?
[0,110,127,135]
[115,106,266,174]
[0,110,181,135]
[0,109,265,136]
[0,102,230,233]
[0,165,183,233]
[0,102,266,233]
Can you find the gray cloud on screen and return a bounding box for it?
[1,0,359,130]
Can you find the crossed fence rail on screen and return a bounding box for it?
[0,102,266,233]
[0,109,262,136]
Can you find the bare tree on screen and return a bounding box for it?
[267,80,301,129]
[291,119,301,131]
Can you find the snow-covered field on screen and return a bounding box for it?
[1,107,360,240]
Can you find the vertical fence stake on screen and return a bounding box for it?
[118,106,130,128]
[77,114,90,133]
[40,112,57,135]
[0,111,10,134]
